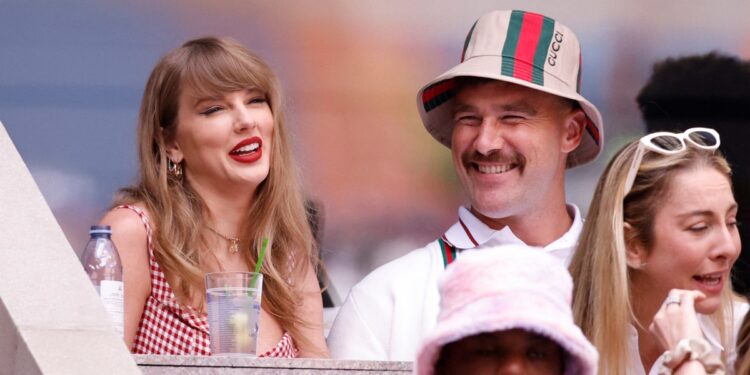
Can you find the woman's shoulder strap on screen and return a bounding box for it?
[113,204,155,258]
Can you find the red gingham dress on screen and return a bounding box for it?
[118,205,298,358]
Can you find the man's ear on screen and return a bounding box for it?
[163,127,183,163]
[560,109,586,154]
[624,221,646,269]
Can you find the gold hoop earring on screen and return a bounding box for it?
[167,159,183,180]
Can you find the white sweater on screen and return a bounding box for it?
[327,205,583,361]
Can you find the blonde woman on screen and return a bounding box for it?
[99,36,328,357]
[569,128,746,374]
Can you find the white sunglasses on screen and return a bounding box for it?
[623,127,721,196]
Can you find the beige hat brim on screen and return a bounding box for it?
[417,55,604,169]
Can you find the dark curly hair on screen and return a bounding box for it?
[637,52,750,295]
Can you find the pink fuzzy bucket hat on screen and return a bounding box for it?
[417,10,604,169]
[414,245,598,375]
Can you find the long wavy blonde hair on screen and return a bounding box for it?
[569,138,735,375]
[115,36,318,348]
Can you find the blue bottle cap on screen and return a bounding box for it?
[89,225,112,235]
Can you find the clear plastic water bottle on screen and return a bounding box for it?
[80,225,124,338]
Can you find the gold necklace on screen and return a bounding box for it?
[207,226,240,254]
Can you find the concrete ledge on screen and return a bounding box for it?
[0,120,140,374]
[22,328,134,374]
[135,355,412,374]
[0,298,42,375]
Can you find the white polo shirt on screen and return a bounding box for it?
[327,204,583,361]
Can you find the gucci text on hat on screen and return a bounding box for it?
[416,10,604,168]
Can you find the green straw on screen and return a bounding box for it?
[250,238,268,289]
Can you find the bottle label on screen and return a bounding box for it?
[98,280,124,338]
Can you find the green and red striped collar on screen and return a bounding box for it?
[441,206,514,250]
[442,205,583,251]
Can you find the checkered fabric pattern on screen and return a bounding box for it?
[263,331,299,358]
[117,205,298,357]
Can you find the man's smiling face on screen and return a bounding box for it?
[450,79,582,223]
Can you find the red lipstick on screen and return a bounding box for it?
[229,136,262,164]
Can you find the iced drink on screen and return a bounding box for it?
[205,272,263,355]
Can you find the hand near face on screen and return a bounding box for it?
[649,289,706,352]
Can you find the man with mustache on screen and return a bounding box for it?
[327,9,604,361]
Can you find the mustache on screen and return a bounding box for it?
[463,150,524,166]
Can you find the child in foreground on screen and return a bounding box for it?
[414,245,598,375]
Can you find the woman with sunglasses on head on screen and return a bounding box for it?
[569,128,747,374]
[98,36,328,357]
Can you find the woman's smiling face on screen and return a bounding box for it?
[167,86,275,193]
